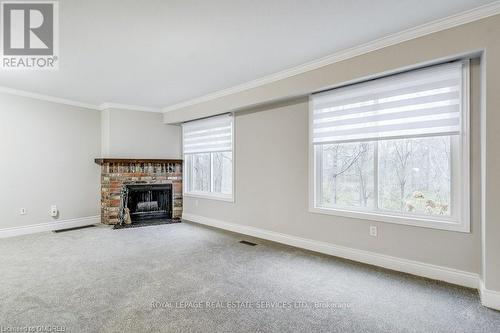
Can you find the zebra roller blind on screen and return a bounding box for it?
[182,114,233,154]
[311,61,466,145]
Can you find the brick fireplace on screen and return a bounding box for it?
[95,158,183,224]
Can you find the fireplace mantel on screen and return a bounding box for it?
[95,158,183,165]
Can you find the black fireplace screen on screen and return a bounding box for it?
[120,184,172,223]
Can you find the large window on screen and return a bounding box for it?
[310,61,470,232]
[183,114,234,201]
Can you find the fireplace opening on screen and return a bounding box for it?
[121,184,172,223]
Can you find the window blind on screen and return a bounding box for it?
[182,114,233,154]
[311,61,465,145]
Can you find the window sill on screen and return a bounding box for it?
[309,206,469,233]
[184,192,234,203]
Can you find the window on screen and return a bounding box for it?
[310,61,470,232]
[183,114,234,201]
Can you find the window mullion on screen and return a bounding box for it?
[186,154,190,193]
[316,145,323,206]
[373,142,379,210]
[210,153,214,193]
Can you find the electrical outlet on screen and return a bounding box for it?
[20,208,27,215]
[50,205,58,217]
[369,225,377,237]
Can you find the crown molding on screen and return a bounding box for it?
[1,2,499,113]
[98,103,162,113]
[162,1,500,113]
[0,85,100,110]
[0,86,163,113]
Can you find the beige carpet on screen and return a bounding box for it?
[0,221,499,332]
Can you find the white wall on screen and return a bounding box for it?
[102,108,181,159]
[0,93,101,230]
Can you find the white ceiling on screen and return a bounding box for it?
[0,0,495,110]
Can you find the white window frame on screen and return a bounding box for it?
[183,116,235,203]
[309,61,470,232]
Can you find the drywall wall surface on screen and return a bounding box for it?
[104,109,181,159]
[0,93,101,229]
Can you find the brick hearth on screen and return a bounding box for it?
[95,159,183,224]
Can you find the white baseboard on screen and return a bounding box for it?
[0,215,100,239]
[182,213,479,289]
[480,280,500,311]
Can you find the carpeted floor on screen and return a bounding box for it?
[0,221,499,333]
